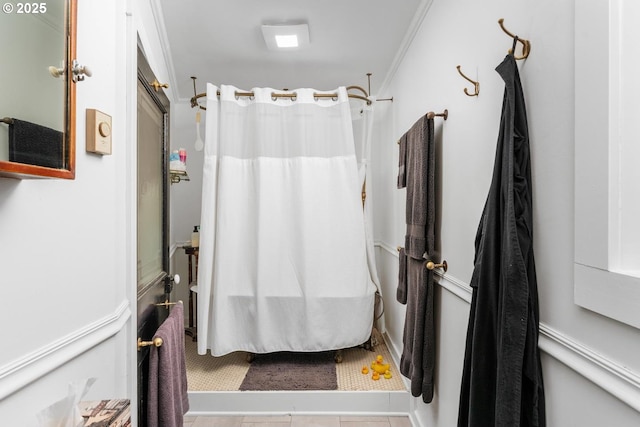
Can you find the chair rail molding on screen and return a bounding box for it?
[0,300,131,400]
[375,242,640,413]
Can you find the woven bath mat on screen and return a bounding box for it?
[239,351,337,391]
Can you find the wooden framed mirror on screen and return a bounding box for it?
[0,0,77,179]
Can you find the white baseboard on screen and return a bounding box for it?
[0,300,131,400]
[187,390,410,416]
[381,331,412,393]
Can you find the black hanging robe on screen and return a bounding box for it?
[457,40,546,427]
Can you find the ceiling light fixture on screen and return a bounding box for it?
[275,34,299,48]
[261,23,309,51]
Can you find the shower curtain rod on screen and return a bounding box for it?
[190,85,372,110]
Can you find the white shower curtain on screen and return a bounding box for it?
[197,84,377,356]
[351,96,381,292]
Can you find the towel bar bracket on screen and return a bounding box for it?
[426,109,448,120]
[425,260,448,273]
[137,337,163,351]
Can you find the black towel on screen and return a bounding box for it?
[8,118,63,168]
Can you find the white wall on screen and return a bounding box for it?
[373,0,640,426]
[0,0,133,425]
[0,0,185,424]
[13,0,629,425]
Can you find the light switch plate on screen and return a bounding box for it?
[86,109,112,155]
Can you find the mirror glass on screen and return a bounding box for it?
[0,0,75,179]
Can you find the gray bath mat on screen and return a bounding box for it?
[239,351,337,391]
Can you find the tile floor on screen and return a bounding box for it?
[184,415,412,427]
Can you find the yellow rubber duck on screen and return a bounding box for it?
[384,370,392,379]
[361,366,369,374]
[371,354,390,375]
[372,371,380,380]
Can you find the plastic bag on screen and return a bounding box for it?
[36,378,97,427]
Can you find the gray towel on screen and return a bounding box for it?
[8,118,63,168]
[397,134,407,188]
[147,302,189,427]
[398,115,436,403]
[396,247,407,304]
[401,116,435,260]
[400,256,435,403]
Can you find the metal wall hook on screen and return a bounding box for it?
[71,59,92,82]
[425,260,448,273]
[456,65,480,97]
[498,18,531,60]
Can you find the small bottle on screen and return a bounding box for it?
[191,225,200,247]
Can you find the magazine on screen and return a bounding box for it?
[80,399,130,427]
